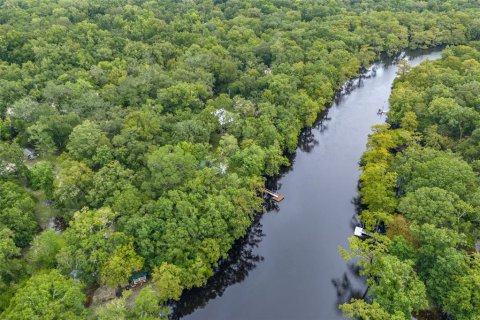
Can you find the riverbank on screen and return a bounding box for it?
[173,49,442,320]
[341,45,480,319]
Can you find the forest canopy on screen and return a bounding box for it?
[0,0,479,318]
[342,45,480,320]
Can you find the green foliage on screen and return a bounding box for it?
[358,124,407,222]
[26,113,80,156]
[369,255,428,317]
[0,181,37,247]
[398,187,478,235]
[3,270,86,320]
[425,249,480,320]
[359,163,398,214]
[131,286,169,320]
[390,45,480,149]
[57,207,138,285]
[340,234,391,276]
[396,149,478,198]
[95,296,129,320]
[87,161,135,207]
[347,47,480,320]
[0,142,25,179]
[341,299,405,320]
[26,230,64,271]
[1,1,479,318]
[388,235,416,262]
[53,159,94,215]
[29,161,54,198]
[0,228,22,309]
[412,223,480,319]
[152,262,183,303]
[145,145,197,194]
[231,142,266,177]
[67,120,109,165]
[400,111,418,132]
[100,243,144,287]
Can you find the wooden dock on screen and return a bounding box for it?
[263,189,285,202]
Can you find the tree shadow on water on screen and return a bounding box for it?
[171,218,265,319]
[331,267,366,315]
[298,126,320,153]
[334,65,379,105]
[297,111,332,153]
[330,195,367,315]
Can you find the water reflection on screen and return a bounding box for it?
[330,196,367,313]
[331,269,365,312]
[335,64,378,105]
[172,49,441,320]
[172,57,383,320]
[172,218,265,319]
[298,126,320,153]
[300,63,382,154]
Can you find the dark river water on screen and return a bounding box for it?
[173,50,441,320]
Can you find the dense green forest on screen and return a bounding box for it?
[0,0,479,318]
[341,45,480,319]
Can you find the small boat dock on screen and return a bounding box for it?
[263,189,285,202]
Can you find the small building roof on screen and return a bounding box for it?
[23,148,37,159]
[354,227,364,237]
[129,271,147,281]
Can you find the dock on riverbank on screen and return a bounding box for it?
[263,189,285,202]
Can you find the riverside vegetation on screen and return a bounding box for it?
[0,1,479,319]
[341,45,480,320]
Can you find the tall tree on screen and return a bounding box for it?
[3,270,86,320]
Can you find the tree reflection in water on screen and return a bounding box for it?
[171,216,266,319]
[298,64,380,155]
[171,70,375,319]
[171,49,441,320]
[171,67,381,319]
[331,267,365,314]
[330,196,368,313]
[331,213,366,313]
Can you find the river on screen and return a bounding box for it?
[173,50,441,320]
